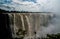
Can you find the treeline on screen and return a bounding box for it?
[0,9,33,13]
[0,9,20,13]
[41,33,60,39]
[46,33,60,39]
[0,9,51,13]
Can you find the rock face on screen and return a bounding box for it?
[0,14,12,39]
[8,13,54,39]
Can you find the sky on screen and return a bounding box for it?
[0,0,59,12]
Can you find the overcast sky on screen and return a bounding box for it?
[0,0,59,12]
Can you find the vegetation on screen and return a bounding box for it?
[0,9,51,13]
[35,33,60,39]
[46,33,60,39]
[0,9,20,13]
[0,9,30,13]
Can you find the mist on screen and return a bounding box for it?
[36,0,60,38]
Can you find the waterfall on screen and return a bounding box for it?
[7,13,54,39]
[20,14,25,30]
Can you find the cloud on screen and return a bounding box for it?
[12,0,35,4]
[0,0,59,12]
[11,0,49,12]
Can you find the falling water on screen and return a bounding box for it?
[7,13,55,39]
